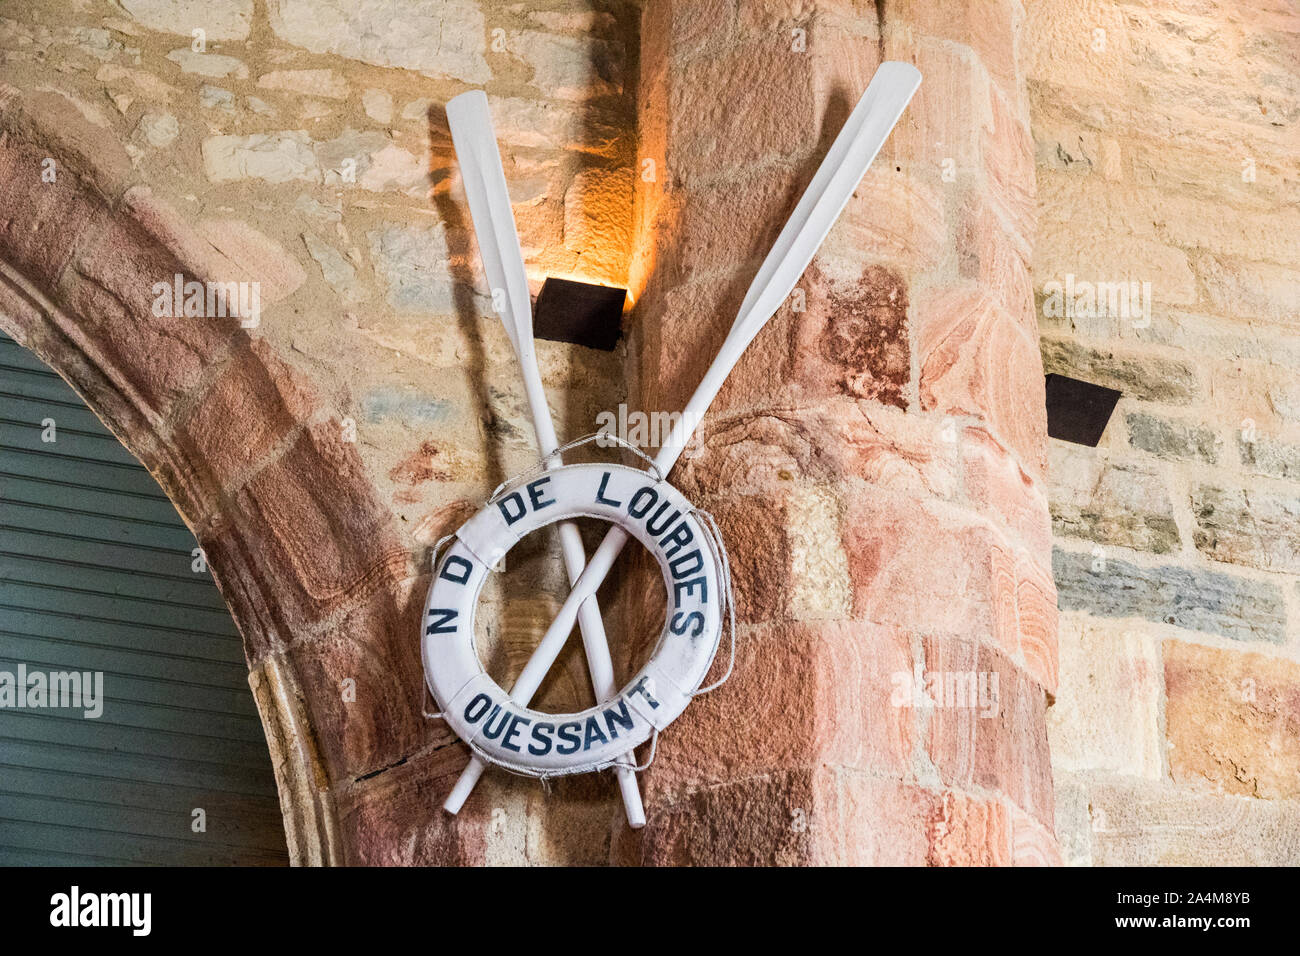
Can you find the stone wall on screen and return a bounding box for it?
[22,0,1298,868]
[0,0,1062,865]
[618,0,1057,864]
[1025,0,1300,865]
[12,0,1300,874]
[0,0,641,864]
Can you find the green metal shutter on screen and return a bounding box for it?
[0,330,287,865]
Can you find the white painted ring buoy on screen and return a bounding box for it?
[422,463,725,777]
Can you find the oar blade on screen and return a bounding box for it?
[729,61,921,351]
[446,90,534,357]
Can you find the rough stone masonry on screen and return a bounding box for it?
[0,0,1054,867]
[0,0,1292,866]
[1027,0,1300,866]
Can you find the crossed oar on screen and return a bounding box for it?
[440,62,921,826]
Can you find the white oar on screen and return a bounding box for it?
[446,61,921,815]
[442,90,646,827]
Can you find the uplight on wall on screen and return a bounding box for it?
[533,277,627,351]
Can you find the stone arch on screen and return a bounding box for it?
[0,87,477,865]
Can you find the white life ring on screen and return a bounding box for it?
[421,463,725,777]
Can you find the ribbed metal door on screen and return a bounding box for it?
[0,330,287,865]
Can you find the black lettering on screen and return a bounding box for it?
[528,722,555,756]
[439,555,473,584]
[527,476,555,510]
[426,607,458,635]
[583,715,609,750]
[661,521,694,558]
[595,471,622,507]
[627,486,658,519]
[645,501,682,536]
[482,705,509,740]
[463,693,491,723]
[556,722,582,755]
[603,698,635,739]
[502,714,531,752]
[629,675,661,709]
[670,610,705,637]
[670,548,703,578]
[497,492,527,526]
[673,577,708,604]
